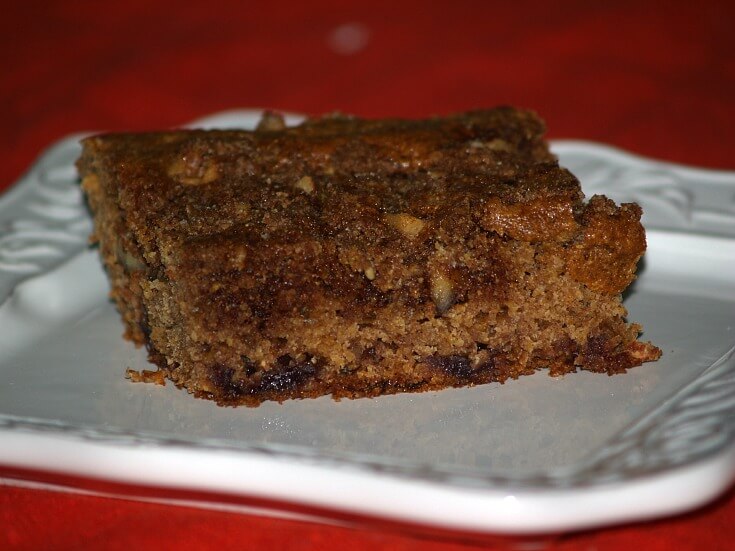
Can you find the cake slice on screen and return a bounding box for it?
[77,107,661,406]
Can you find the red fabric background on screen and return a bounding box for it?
[1,0,734,549]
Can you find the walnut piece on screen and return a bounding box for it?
[295,175,315,194]
[167,156,219,186]
[430,270,455,314]
[384,213,426,239]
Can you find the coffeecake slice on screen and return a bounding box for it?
[77,108,661,406]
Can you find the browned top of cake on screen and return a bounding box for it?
[78,108,645,335]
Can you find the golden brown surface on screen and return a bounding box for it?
[78,107,660,406]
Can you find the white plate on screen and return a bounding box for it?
[1,111,735,535]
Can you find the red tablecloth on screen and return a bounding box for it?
[2,1,734,549]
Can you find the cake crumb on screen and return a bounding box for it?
[125,368,166,386]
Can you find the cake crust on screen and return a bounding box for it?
[78,107,661,406]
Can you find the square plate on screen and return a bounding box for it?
[1,111,734,535]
